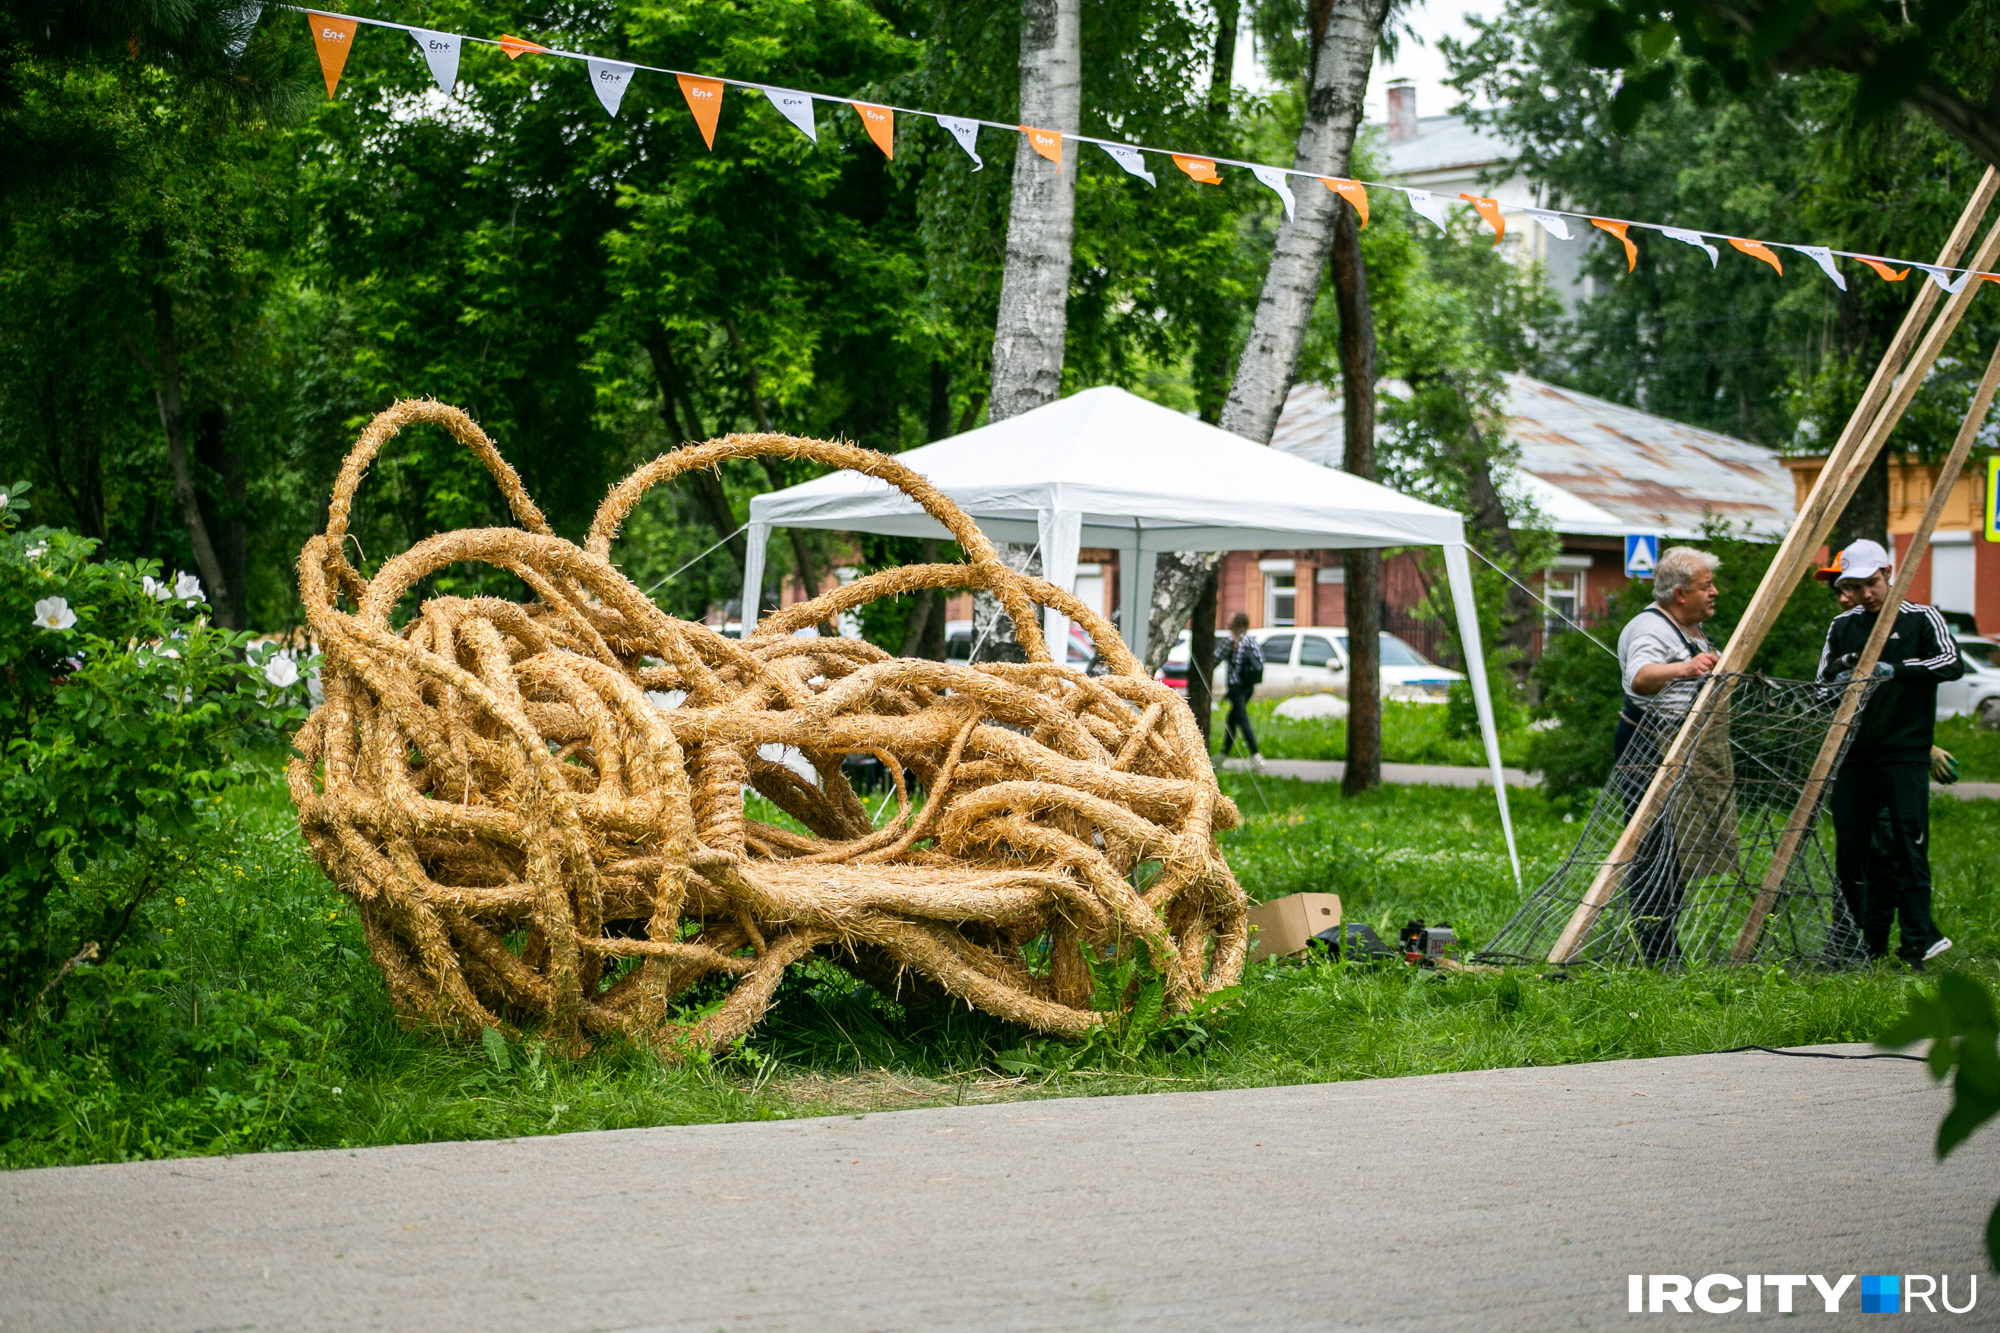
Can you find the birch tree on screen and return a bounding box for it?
[973,0,1080,660]
[1142,0,1394,674]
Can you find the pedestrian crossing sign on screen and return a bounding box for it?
[1987,456,1999,543]
[1625,533,1659,579]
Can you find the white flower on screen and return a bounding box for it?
[32,596,76,631]
[25,542,46,561]
[141,575,173,601]
[0,492,9,509]
[263,654,300,689]
[173,571,204,604]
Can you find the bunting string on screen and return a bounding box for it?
[283,4,2000,290]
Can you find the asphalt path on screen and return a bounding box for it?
[5,1045,1994,1331]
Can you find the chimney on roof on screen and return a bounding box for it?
[1387,80,1416,142]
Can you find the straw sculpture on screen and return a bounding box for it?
[289,400,1248,1057]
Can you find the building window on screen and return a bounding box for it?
[1544,570,1582,632]
[1265,572,1297,627]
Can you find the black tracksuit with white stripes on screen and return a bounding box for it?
[1818,601,1964,963]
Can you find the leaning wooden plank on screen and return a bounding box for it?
[1729,331,2000,961]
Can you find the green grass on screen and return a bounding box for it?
[1226,698,1534,767]
[4,770,1994,1169]
[1937,715,2000,782]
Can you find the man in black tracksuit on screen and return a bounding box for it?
[1818,539,1964,965]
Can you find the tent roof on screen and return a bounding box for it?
[750,385,1466,552]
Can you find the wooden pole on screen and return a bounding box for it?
[1546,167,2000,964]
[1729,331,2000,961]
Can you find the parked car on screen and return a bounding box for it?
[944,618,1098,665]
[1941,633,2000,720]
[1155,626,1463,702]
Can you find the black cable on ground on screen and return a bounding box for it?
[1716,1043,1925,1062]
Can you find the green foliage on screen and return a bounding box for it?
[1880,972,2000,1266]
[1448,0,1997,454]
[1240,698,1534,767]
[0,494,309,1019]
[1937,714,2000,783]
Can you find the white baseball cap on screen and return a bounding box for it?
[1832,538,1892,585]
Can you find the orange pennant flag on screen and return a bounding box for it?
[1857,256,1911,282]
[1591,218,1636,272]
[1022,125,1063,169]
[1173,154,1220,185]
[1321,177,1368,226]
[305,13,358,98]
[497,34,547,59]
[1727,237,1784,276]
[677,74,725,149]
[851,102,894,158]
[1461,194,1505,245]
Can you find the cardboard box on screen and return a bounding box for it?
[1247,893,1342,961]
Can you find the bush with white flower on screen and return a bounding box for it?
[0,479,313,1020]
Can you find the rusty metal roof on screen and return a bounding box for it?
[1270,375,1796,541]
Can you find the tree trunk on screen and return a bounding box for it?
[987,0,1080,423]
[194,406,248,629]
[1208,0,1240,115]
[1188,565,1219,747]
[1145,0,1388,670]
[647,329,747,577]
[1331,203,1381,795]
[1215,0,1388,445]
[143,280,232,620]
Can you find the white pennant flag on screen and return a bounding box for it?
[586,59,635,117]
[935,115,982,169]
[408,29,461,95]
[1660,227,1720,266]
[224,2,263,60]
[1792,245,1847,291]
[1914,263,1974,294]
[766,89,817,142]
[1250,165,1296,221]
[1403,188,1448,231]
[1523,208,1572,240]
[1097,142,1156,186]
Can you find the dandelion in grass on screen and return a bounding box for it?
[32,596,75,630]
[263,654,300,689]
[173,570,203,604]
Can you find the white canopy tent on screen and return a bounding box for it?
[743,385,1519,882]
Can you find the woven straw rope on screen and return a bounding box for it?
[290,400,1247,1056]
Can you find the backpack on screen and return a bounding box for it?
[1236,637,1264,688]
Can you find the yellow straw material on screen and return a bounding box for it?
[290,400,1247,1057]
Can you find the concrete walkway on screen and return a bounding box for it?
[1220,755,2000,800]
[4,1047,1992,1331]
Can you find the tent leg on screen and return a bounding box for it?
[741,523,768,636]
[1125,549,1158,661]
[1038,509,1083,664]
[1444,543,1520,888]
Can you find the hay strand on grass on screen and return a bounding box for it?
[290,399,1246,1057]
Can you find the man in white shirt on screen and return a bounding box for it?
[1612,546,1722,964]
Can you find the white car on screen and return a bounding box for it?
[1941,633,2000,721]
[1157,626,1464,703]
[944,618,1098,665]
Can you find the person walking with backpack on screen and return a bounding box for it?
[1216,612,1265,770]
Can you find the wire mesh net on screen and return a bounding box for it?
[1479,673,1878,969]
